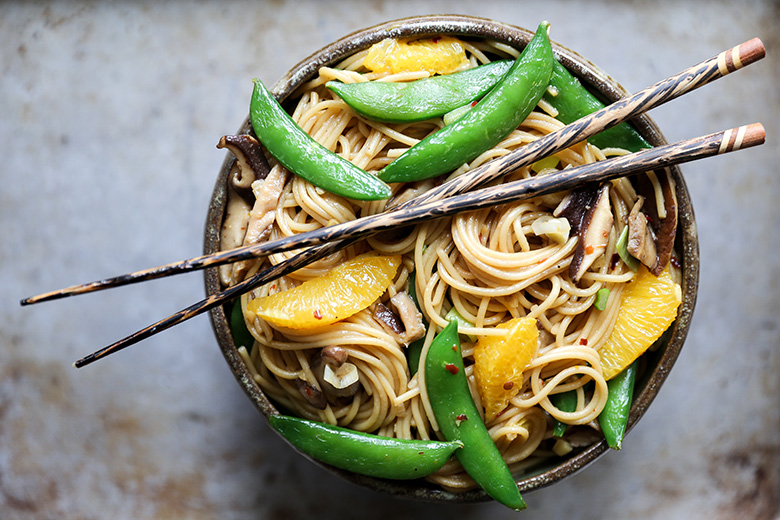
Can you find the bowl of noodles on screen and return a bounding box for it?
[204,15,698,506]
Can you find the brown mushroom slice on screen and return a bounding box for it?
[627,196,658,269]
[373,292,425,345]
[293,377,327,410]
[374,302,404,335]
[635,169,678,274]
[554,183,613,283]
[229,163,289,284]
[311,346,360,406]
[217,134,270,204]
[390,292,426,344]
[217,134,273,285]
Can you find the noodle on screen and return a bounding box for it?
[222,39,676,491]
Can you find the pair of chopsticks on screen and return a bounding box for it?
[21,37,766,368]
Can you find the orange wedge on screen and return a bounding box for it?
[363,36,470,75]
[473,317,538,421]
[599,265,682,380]
[247,254,401,330]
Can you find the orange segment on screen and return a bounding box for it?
[363,36,470,75]
[599,265,682,380]
[473,317,538,422]
[247,254,401,330]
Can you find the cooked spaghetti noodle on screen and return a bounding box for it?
[220,37,678,491]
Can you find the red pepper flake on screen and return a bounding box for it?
[313,309,323,320]
[470,100,478,107]
[585,244,594,254]
[444,363,459,375]
[671,256,682,269]
[270,284,276,290]
[503,381,514,391]
[455,413,468,426]
[579,338,588,346]
[495,405,511,418]
[431,36,442,43]
[452,346,458,352]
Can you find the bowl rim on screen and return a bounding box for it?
[203,14,699,503]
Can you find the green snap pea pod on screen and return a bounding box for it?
[378,21,553,184]
[551,389,577,437]
[544,60,650,152]
[424,319,526,511]
[444,306,477,342]
[229,299,254,351]
[249,78,392,201]
[267,414,462,480]
[405,271,427,376]
[597,360,637,449]
[326,60,513,124]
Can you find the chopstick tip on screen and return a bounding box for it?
[743,122,766,147]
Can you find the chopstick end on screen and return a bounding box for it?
[744,122,766,147]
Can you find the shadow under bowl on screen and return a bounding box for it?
[203,14,699,504]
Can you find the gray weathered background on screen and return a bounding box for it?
[2,1,778,518]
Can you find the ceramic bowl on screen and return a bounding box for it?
[203,14,699,503]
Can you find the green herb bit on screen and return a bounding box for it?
[531,155,560,173]
[594,288,610,311]
[616,226,640,272]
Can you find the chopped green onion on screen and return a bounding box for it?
[531,155,560,173]
[442,102,474,126]
[594,288,610,311]
[616,226,640,272]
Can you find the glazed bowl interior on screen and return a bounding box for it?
[204,14,699,503]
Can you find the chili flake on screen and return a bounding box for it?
[445,363,459,375]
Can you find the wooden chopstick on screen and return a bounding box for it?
[22,36,765,306]
[73,122,766,367]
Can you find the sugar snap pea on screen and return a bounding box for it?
[424,319,526,511]
[326,60,513,124]
[229,299,254,351]
[598,360,637,449]
[249,78,392,201]
[551,389,577,437]
[378,21,553,184]
[268,414,462,480]
[544,60,650,152]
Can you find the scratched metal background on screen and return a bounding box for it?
[2,1,778,519]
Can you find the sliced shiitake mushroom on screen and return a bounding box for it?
[555,183,613,283]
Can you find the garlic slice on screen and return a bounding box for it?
[323,362,359,390]
[532,215,571,244]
